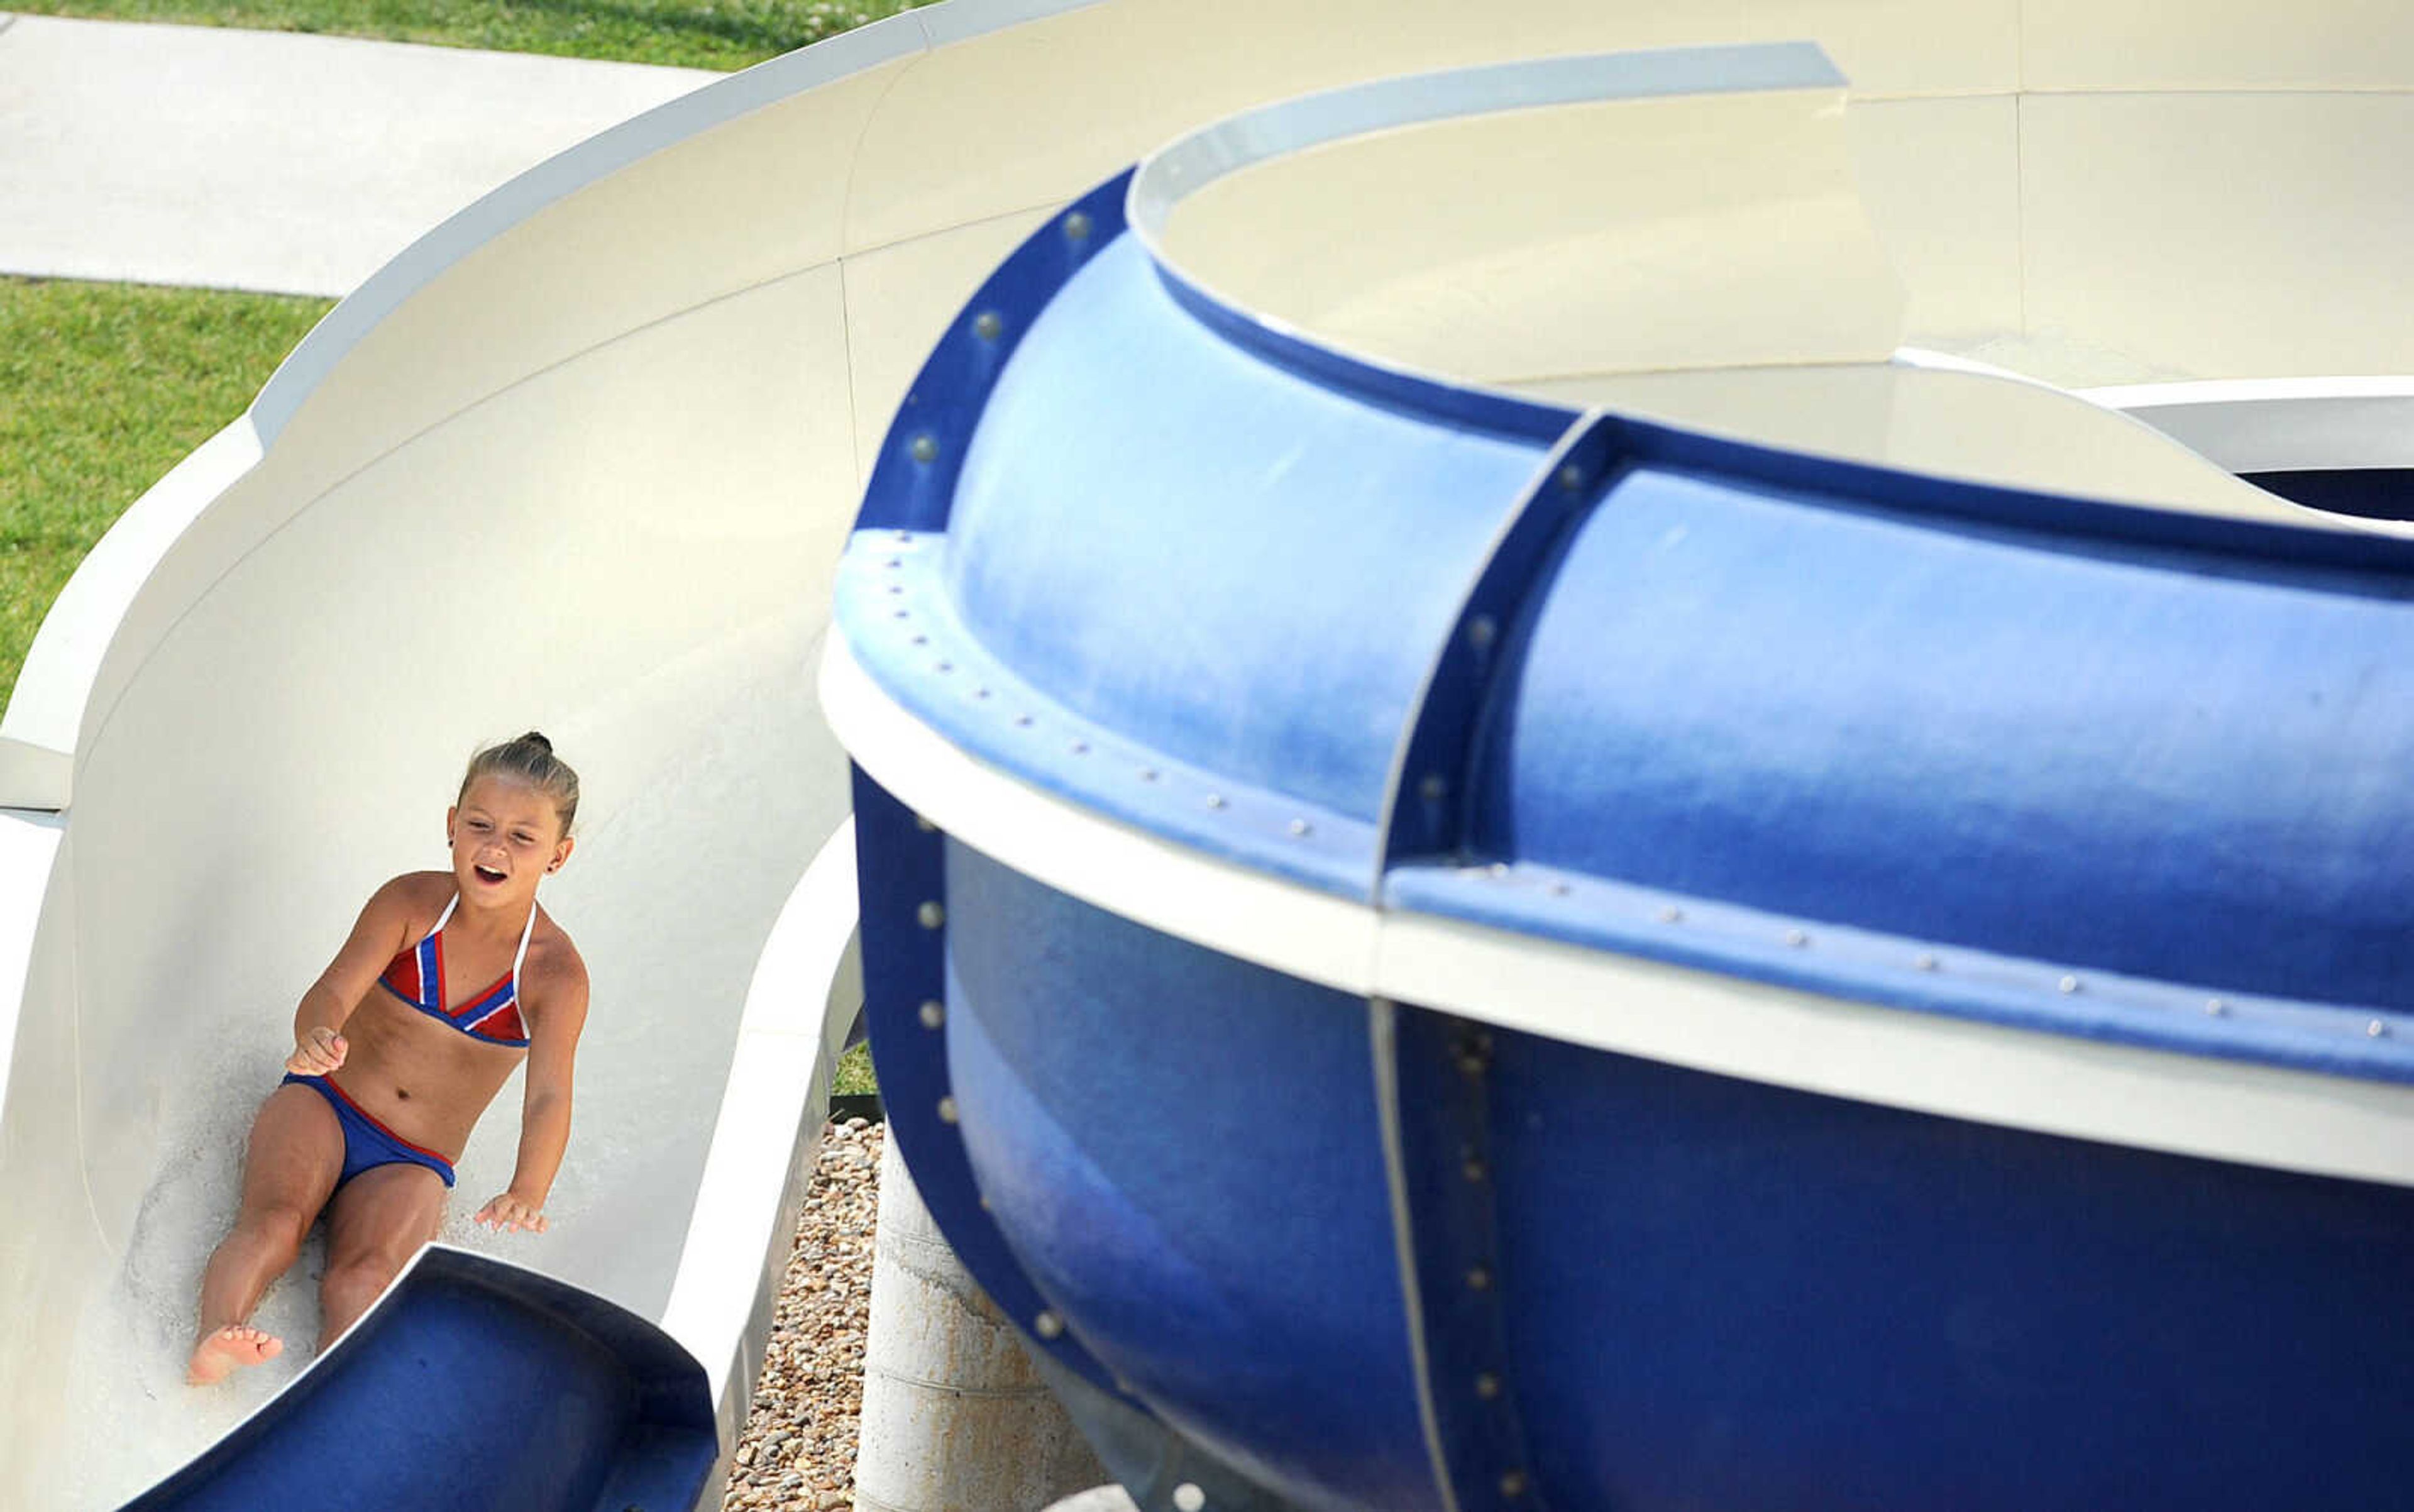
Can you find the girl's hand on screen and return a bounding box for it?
[285,1027,346,1076]
[474,1193,548,1233]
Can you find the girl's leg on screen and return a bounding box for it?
[188,1083,344,1384]
[316,1162,447,1351]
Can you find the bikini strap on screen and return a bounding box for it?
[427,891,460,939]
[510,902,537,990]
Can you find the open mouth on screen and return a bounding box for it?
[473,864,509,885]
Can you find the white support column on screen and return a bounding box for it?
[854,1134,1104,1512]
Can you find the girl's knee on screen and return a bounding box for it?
[319,1252,401,1309]
[238,1202,315,1260]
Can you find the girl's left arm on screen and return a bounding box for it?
[475,961,590,1233]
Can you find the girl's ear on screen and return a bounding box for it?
[446,803,457,845]
[549,835,575,875]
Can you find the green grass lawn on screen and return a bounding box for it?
[0,277,336,703]
[832,1040,877,1097]
[10,0,931,70]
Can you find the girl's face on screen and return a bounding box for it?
[446,775,573,905]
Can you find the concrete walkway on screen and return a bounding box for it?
[0,11,720,296]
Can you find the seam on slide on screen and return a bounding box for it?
[66,888,118,1261]
[831,45,923,490]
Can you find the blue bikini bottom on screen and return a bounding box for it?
[281,1073,458,1189]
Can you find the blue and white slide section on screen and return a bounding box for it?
[122,1246,716,1512]
[826,43,2414,1512]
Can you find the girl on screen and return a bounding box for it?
[187,732,592,1386]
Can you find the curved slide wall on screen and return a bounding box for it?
[829,21,2414,1512]
[0,1,2410,1506]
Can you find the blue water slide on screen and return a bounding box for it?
[825,47,2414,1512]
[121,1246,716,1511]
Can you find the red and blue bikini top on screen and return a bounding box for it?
[378,893,537,1048]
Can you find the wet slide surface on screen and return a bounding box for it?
[49,617,844,1508]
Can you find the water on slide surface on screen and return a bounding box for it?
[49,610,846,1508]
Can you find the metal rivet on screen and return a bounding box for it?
[2369,1019,2389,1038]
[1467,615,1498,650]
[886,584,904,595]
[1556,462,1584,491]
[1474,1372,1503,1401]
[883,557,902,570]
[1069,739,1089,754]
[1466,1266,1492,1291]
[2058,974,2082,995]
[1462,1157,1488,1183]
[891,608,909,619]
[935,1095,958,1123]
[1289,819,1313,837]
[973,687,990,699]
[910,633,929,646]
[1548,881,1571,897]
[1204,792,1226,809]
[1658,905,1684,924]
[1064,211,1093,241]
[934,660,953,674]
[1499,1470,1529,1499]
[1172,1486,1206,1512]
[1419,773,1447,802]
[918,1000,945,1030]
[1014,714,1033,727]
[1455,1049,1487,1076]
[1487,862,1510,878]
[913,814,936,832]
[1784,929,1809,948]
[978,1194,990,1211]
[1033,1310,1064,1339]
[893,529,913,543]
[909,433,938,465]
[917,901,945,929]
[1137,766,1159,782]
[2205,998,2227,1017]
[973,310,1004,341]
[1915,953,1939,972]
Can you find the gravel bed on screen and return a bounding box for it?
[722,1118,883,1511]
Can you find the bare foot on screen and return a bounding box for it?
[187,1324,283,1386]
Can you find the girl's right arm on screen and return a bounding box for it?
[285,878,416,1074]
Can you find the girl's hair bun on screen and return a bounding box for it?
[462,731,580,834]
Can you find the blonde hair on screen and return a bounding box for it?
[460,731,580,836]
